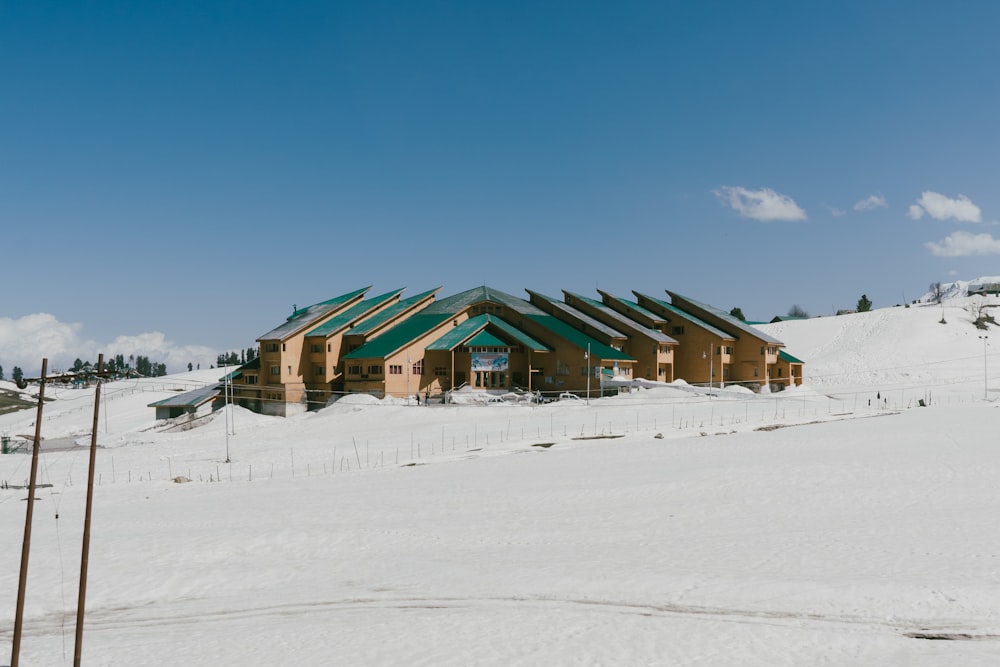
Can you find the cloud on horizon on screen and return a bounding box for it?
[925,231,1000,257]
[0,313,219,376]
[713,186,807,222]
[853,193,887,211]
[908,191,982,223]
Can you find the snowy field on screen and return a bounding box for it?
[3,294,1000,665]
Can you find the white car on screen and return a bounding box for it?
[557,392,582,401]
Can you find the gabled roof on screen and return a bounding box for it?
[346,288,441,336]
[305,288,405,338]
[779,350,804,364]
[257,286,370,341]
[346,285,634,362]
[632,291,734,340]
[561,290,677,344]
[425,314,550,352]
[667,290,784,345]
[526,290,628,340]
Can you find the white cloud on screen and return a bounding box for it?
[0,314,219,376]
[853,193,887,211]
[909,191,982,223]
[713,186,807,222]
[823,203,846,217]
[925,231,1000,257]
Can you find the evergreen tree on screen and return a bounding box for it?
[729,307,746,321]
[188,362,194,372]
[0,365,4,380]
[857,294,873,312]
[12,366,23,384]
[788,304,809,318]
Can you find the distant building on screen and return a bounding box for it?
[968,282,1000,296]
[223,285,805,416]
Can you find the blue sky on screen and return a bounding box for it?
[4,1,1000,373]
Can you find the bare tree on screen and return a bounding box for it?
[930,282,944,304]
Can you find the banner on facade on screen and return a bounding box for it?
[471,352,508,372]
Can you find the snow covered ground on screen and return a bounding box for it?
[3,291,1000,665]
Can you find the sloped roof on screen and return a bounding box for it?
[306,288,404,338]
[598,290,668,325]
[562,290,677,344]
[346,288,440,336]
[258,286,370,341]
[779,350,804,364]
[426,314,550,352]
[526,290,628,339]
[147,384,219,409]
[346,285,633,362]
[667,290,784,345]
[343,310,455,359]
[632,292,734,340]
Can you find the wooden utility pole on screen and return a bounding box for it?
[74,354,104,666]
[11,358,48,667]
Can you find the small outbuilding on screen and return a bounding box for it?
[148,385,220,420]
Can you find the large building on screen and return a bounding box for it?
[230,285,804,416]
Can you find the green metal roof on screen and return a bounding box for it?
[561,290,677,344]
[346,285,631,361]
[633,292,734,339]
[305,288,404,338]
[526,290,628,340]
[425,314,550,352]
[667,290,784,345]
[343,311,454,359]
[466,330,508,347]
[347,288,440,336]
[779,350,805,364]
[258,286,370,341]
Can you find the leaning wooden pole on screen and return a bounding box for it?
[11,357,48,667]
[74,353,103,667]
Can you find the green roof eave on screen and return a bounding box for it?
[779,350,805,364]
[343,312,454,360]
[305,288,405,338]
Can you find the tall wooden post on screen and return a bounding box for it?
[11,358,48,667]
[74,354,103,666]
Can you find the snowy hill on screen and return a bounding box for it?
[3,296,1000,665]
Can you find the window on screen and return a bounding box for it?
[282,343,286,352]
[367,365,383,375]
[287,366,292,374]
[389,365,402,375]
[754,367,759,377]
[310,343,323,353]
[556,361,570,376]
[412,359,423,375]
[348,365,362,375]
[244,375,258,385]
[264,343,279,353]
[671,326,685,335]
[270,365,280,376]
[314,366,324,376]
[434,366,448,377]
